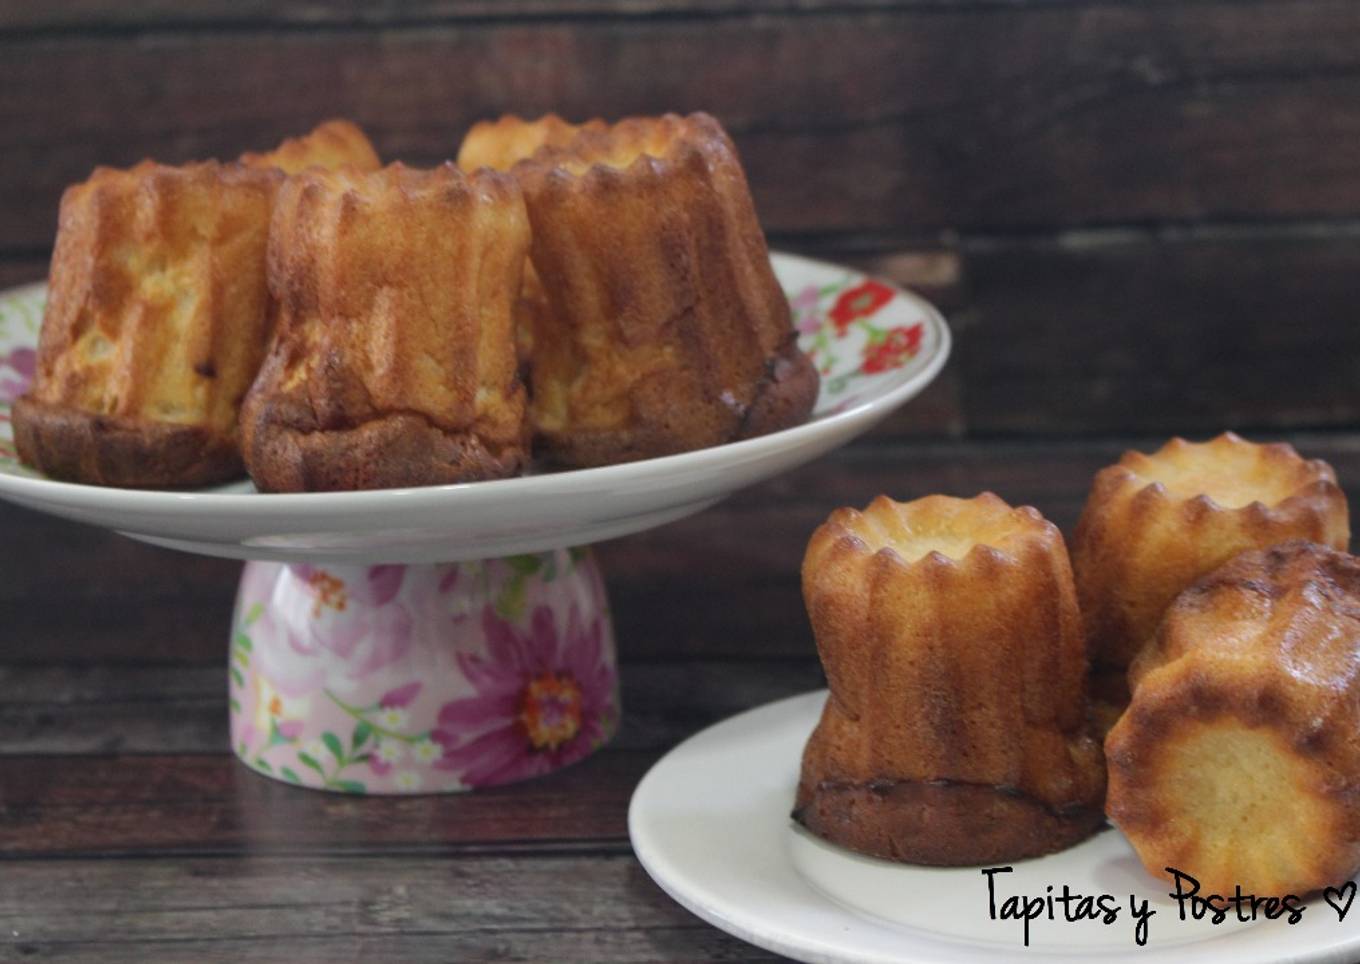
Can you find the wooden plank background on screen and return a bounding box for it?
[4,0,1359,437]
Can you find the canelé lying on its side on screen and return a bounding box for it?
[1107,541,1360,897]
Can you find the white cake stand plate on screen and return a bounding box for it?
[630,691,1360,964]
[0,252,950,793]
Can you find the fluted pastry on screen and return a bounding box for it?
[1072,433,1349,676]
[14,121,382,487]
[1107,541,1360,896]
[240,162,530,491]
[795,493,1106,865]
[14,160,283,486]
[463,112,818,466]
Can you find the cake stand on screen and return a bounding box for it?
[0,252,951,793]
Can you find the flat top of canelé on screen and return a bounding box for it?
[457,114,605,172]
[1120,432,1335,509]
[1121,718,1336,894]
[504,112,730,181]
[277,160,521,210]
[69,157,280,201]
[835,492,1050,564]
[240,119,381,176]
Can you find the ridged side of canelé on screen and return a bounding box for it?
[1106,541,1360,896]
[240,119,382,176]
[239,161,530,492]
[456,114,610,368]
[14,159,283,486]
[1073,433,1349,676]
[511,112,818,467]
[795,493,1106,865]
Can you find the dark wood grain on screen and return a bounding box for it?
[0,855,778,962]
[0,257,45,289]
[3,932,774,964]
[6,1,1360,254]
[960,232,1360,435]
[0,751,649,856]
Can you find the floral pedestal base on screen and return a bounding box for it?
[228,549,619,794]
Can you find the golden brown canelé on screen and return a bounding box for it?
[1072,433,1349,676]
[13,160,284,486]
[14,121,382,488]
[474,112,818,466]
[795,493,1107,865]
[240,118,381,176]
[1107,541,1360,896]
[240,162,531,492]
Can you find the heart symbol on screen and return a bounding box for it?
[1324,881,1357,922]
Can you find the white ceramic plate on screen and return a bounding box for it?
[0,252,948,564]
[629,691,1360,964]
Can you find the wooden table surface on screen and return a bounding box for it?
[2,433,1357,961]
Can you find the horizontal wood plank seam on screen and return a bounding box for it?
[1,923,719,949]
[0,0,1301,39]
[0,839,637,861]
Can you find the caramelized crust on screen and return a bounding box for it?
[240,119,381,175]
[240,162,531,492]
[498,112,818,466]
[12,398,240,487]
[1073,433,1349,676]
[15,160,283,486]
[1107,541,1360,896]
[795,493,1106,865]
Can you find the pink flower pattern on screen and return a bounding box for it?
[248,564,420,698]
[790,284,822,336]
[431,603,618,787]
[0,347,33,403]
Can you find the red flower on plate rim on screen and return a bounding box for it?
[860,323,924,375]
[828,280,895,336]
